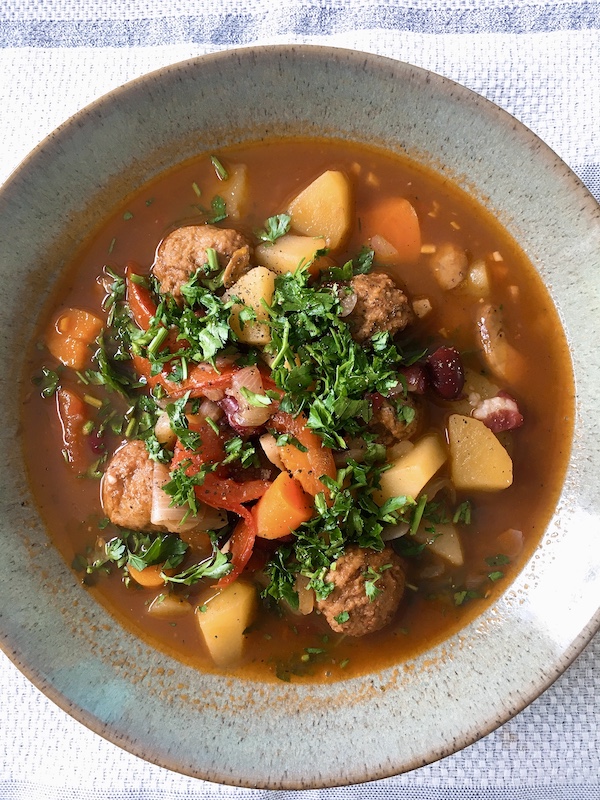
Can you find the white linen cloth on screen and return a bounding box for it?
[1,1,599,797]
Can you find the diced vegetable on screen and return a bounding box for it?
[56,387,88,470]
[361,196,421,263]
[375,434,447,503]
[227,366,272,427]
[196,581,257,667]
[269,410,337,497]
[217,518,256,587]
[464,258,490,296]
[259,432,285,470]
[126,267,156,330]
[219,163,248,220]
[128,563,171,588]
[476,303,525,384]
[224,266,276,345]
[430,242,467,290]
[255,234,328,276]
[447,414,513,491]
[494,528,524,559]
[148,593,192,618]
[46,307,103,369]
[413,522,464,566]
[253,472,313,539]
[287,170,352,249]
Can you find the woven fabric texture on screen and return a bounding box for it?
[0,1,598,798]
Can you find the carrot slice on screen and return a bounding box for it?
[269,411,336,497]
[254,471,313,540]
[128,563,174,588]
[46,308,103,369]
[361,196,421,263]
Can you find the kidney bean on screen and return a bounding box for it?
[397,364,428,395]
[87,429,105,454]
[426,346,465,400]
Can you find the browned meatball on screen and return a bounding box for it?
[101,440,155,530]
[368,395,423,447]
[346,272,413,343]
[152,224,252,301]
[317,545,405,636]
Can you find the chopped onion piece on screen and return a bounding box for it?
[295,574,315,615]
[423,476,456,504]
[154,412,176,446]
[227,365,272,427]
[151,462,227,532]
[370,234,399,259]
[259,433,285,470]
[381,522,409,541]
[202,388,225,402]
[338,289,357,317]
[197,399,222,421]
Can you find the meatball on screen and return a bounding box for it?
[152,224,252,301]
[317,545,406,636]
[368,395,423,446]
[346,272,413,343]
[101,440,155,530]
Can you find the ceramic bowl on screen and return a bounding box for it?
[1,46,599,789]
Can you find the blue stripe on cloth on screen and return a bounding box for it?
[0,4,599,47]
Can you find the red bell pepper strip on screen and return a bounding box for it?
[218,517,256,587]
[126,267,239,396]
[171,434,271,584]
[125,263,157,330]
[56,387,89,472]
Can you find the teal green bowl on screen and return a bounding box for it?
[1,46,599,788]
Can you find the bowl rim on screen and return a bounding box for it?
[2,43,600,789]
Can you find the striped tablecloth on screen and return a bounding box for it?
[1,2,599,798]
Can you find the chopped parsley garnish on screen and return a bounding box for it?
[263,265,418,449]
[453,589,481,606]
[453,500,473,525]
[210,155,229,181]
[80,530,231,585]
[34,366,61,398]
[208,195,227,224]
[263,461,414,606]
[255,213,292,244]
[485,553,510,567]
[363,564,392,601]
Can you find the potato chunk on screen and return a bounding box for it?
[196,581,257,667]
[255,234,328,276]
[219,163,248,221]
[375,434,447,503]
[448,414,513,491]
[288,170,351,249]
[413,522,464,566]
[223,266,276,345]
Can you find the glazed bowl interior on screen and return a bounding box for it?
[2,46,600,789]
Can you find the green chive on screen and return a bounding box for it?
[210,155,228,180]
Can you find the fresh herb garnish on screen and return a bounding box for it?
[255,213,292,244]
[210,155,229,181]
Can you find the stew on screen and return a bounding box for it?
[22,138,574,682]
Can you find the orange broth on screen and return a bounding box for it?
[21,138,574,682]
